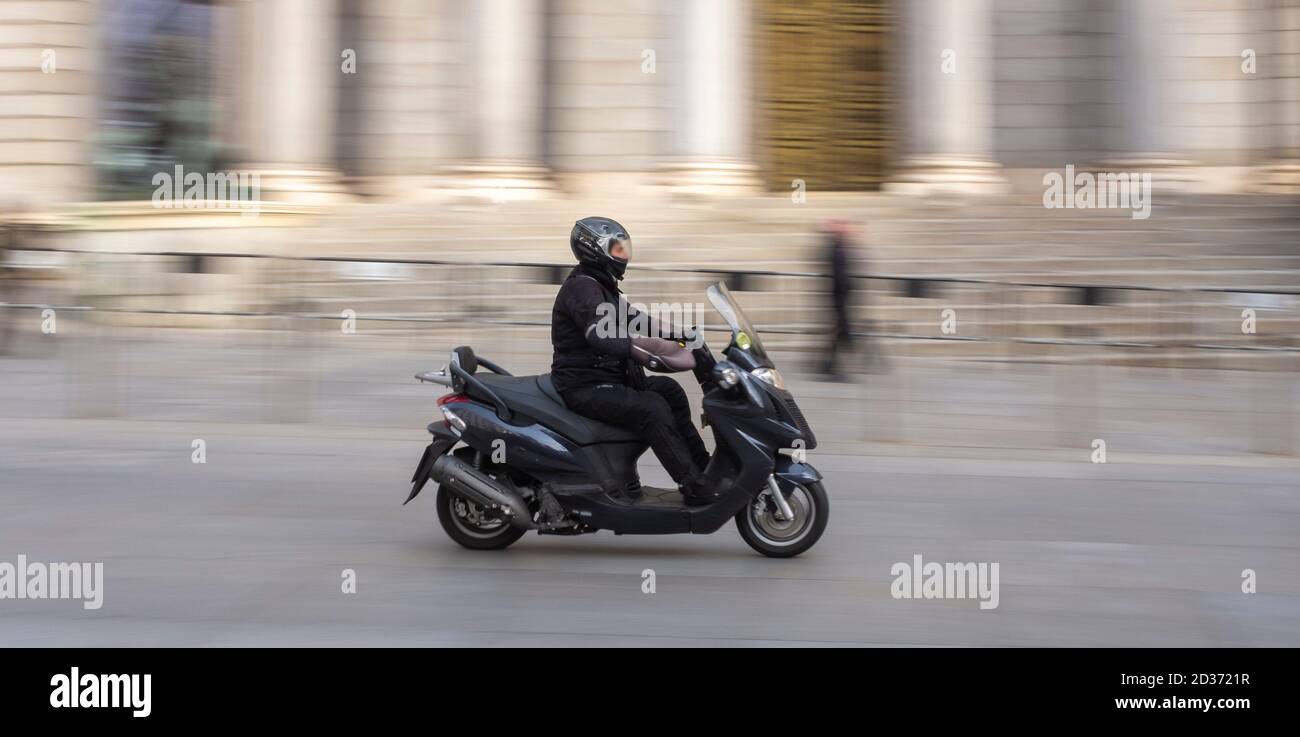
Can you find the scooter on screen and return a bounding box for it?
[404,282,828,558]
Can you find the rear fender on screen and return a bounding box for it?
[403,423,459,505]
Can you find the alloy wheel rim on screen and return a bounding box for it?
[451,496,509,538]
[750,486,814,546]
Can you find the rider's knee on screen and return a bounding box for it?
[650,376,686,403]
[639,393,674,429]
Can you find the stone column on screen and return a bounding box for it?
[443,0,551,198]
[890,0,1004,195]
[1105,0,1196,190]
[0,0,98,205]
[348,0,463,199]
[660,0,760,194]
[1254,0,1300,192]
[237,0,347,204]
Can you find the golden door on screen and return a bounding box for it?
[756,0,893,191]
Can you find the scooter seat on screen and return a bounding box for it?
[469,373,643,446]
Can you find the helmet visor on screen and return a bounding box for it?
[605,235,632,263]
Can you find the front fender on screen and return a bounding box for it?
[773,455,822,491]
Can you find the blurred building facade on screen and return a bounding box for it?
[3,0,1300,208]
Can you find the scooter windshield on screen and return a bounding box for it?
[706,282,772,364]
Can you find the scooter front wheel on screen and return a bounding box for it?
[735,481,828,558]
[436,486,526,551]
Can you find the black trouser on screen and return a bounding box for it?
[822,301,853,374]
[560,376,710,484]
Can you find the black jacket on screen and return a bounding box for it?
[550,265,646,394]
[826,233,852,304]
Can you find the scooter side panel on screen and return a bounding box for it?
[453,402,590,477]
[451,401,647,493]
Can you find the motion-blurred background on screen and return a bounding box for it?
[0,0,1298,646]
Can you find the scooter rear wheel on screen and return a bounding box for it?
[436,486,526,551]
[735,481,828,558]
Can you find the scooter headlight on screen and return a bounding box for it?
[751,367,785,390]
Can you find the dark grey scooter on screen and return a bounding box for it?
[404,283,828,558]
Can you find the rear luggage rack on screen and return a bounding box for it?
[418,346,516,421]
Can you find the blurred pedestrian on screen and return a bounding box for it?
[0,201,19,354]
[818,219,857,380]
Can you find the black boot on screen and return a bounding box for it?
[679,473,718,506]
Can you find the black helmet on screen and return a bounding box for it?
[570,216,632,280]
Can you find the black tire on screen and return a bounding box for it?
[735,481,828,558]
[435,485,526,551]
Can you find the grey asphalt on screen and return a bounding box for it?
[1,328,1298,646]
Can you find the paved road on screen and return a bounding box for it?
[3,418,1297,647]
[1,331,1298,646]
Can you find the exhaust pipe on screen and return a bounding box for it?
[431,454,536,529]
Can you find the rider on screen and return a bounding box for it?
[550,216,716,505]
